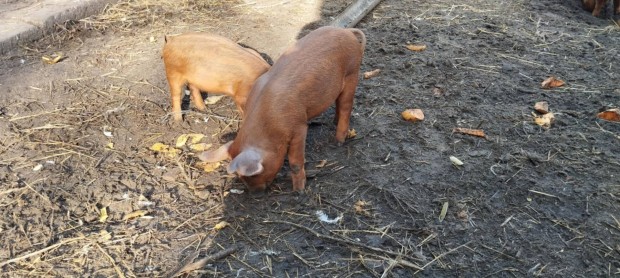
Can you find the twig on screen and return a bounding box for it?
[264,220,423,265]
[172,204,222,231]
[167,246,239,278]
[0,235,85,267]
[414,241,471,274]
[176,160,195,188]
[528,189,559,199]
[95,243,126,278]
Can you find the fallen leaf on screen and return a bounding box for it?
[188,134,205,144]
[597,108,620,122]
[175,134,190,148]
[123,210,147,221]
[316,210,343,224]
[534,112,555,128]
[189,143,212,152]
[150,142,169,152]
[439,202,449,222]
[150,142,180,158]
[214,221,229,230]
[41,52,63,64]
[432,87,444,97]
[105,142,114,149]
[541,76,565,89]
[138,195,154,207]
[453,128,486,138]
[97,230,112,242]
[457,210,468,221]
[99,207,108,223]
[363,69,381,79]
[406,44,427,52]
[196,161,221,173]
[103,130,113,137]
[205,95,226,105]
[33,164,43,172]
[346,129,357,139]
[534,101,549,114]
[229,189,244,194]
[450,156,464,166]
[402,109,425,122]
[315,160,328,168]
[354,200,371,216]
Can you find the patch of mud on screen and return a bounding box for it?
[1,0,619,276]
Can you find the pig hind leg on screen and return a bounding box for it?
[188,84,206,112]
[334,74,359,143]
[614,0,619,14]
[288,126,308,191]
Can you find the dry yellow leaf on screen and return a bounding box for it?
[150,142,169,152]
[196,161,221,173]
[189,134,205,144]
[346,129,357,139]
[439,202,449,222]
[534,112,555,128]
[122,210,148,221]
[205,95,226,105]
[105,142,114,149]
[406,44,427,52]
[175,134,190,148]
[41,52,63,64]
[189,143,212,152]
[315,160,328,168]
[363,69,381,79]
[99,207,108,223]
[176,134,206,148]
[541,76,565,89]
[354,200,371,216]
[150,142,180,158]
[214,221,229,230]
[98,230,112,242]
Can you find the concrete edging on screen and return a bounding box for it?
[0,0,118,55]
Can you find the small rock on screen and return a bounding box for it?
[534,101,549,114]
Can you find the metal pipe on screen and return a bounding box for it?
[330,0,383,28]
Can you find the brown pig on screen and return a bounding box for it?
[582,0,620,16]
[198,26,366,192]
[162,33,270,121]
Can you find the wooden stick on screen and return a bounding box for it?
[0,235,85,267]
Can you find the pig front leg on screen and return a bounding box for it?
[614,0,619,14]
[334,74,359,143]
[592,0,606,16]
[288,126,308,191]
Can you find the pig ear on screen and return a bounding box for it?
[227,148,264,176]
[197,141,232,162]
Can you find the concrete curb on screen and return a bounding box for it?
[0,0,118,55]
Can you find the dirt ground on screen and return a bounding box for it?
[1,0,620,277]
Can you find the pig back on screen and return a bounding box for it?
[247,27,365,120]
[162,33,269,78]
